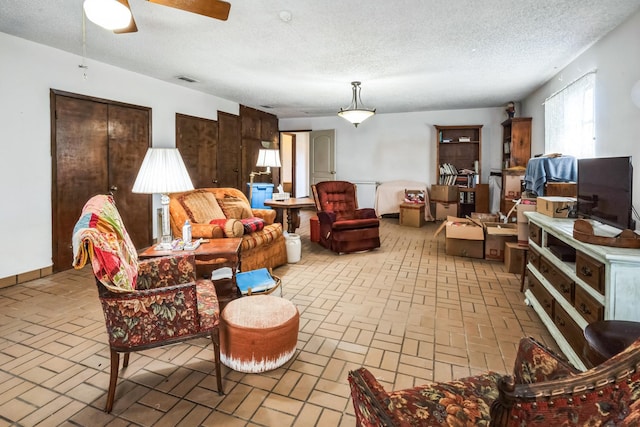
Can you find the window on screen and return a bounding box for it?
[544,72,596,158]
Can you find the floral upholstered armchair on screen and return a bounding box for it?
[349,336,640,426]
[72,195,223,412]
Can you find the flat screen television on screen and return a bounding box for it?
[577,156,635,230]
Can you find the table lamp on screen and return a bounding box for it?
[132,148,194,249]
[249,148,281,206]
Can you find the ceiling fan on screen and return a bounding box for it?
[83,0,231,34]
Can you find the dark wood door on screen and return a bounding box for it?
[176,113,218,188]
[51,91,152,272]
[217,111,241,189]
[53,95,109,272]
[108,104,152,248]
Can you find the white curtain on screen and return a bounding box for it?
[544,72,596,158]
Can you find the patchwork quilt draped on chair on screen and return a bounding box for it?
[72,194,138,292]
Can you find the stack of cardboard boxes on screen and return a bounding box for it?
[434,215,519,262]
[431,185,459,220]
[432,182,577,273]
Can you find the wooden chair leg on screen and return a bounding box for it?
[105,349,120,413]
[211,330,224,395]
[520,247,529,292]
[123,353,130,368]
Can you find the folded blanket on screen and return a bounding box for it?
[72,195,138,292]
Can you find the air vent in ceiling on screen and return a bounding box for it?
[176,75,199,83]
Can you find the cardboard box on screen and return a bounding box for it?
[536,196,576,218]
[400,203,425,227]
[431,185,459,202]
[471,212,499,223]
[435,216,484,259]
[503,174,523,200]
[504,242,525,274]
[435,201,458,220]
[484,222,518,261]
[404,189,426,203]
[516,198,537,245]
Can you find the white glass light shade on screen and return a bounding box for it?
[256,149,282,168]
[338,109,376,126]
[338,81,376,127]
[83,0,132,30]
[132,148,194,194]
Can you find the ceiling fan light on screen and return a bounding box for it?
[338,81,376,127]
[83,0,132,30]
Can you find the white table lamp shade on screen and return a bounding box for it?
[256,149,282,168]
[132,148,193,250]
[132,148,194,194]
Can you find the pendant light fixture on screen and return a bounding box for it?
[338,81,376,127]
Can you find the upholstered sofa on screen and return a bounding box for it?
[349,336,640,426]
[169,188,287,272]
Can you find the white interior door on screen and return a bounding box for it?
[309,130,336,188]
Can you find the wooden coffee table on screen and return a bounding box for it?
[139,238,242,309]
[264,197,316,233]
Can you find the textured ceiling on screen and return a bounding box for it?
[1,0,640,118]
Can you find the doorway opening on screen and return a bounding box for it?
[280,131,310,198]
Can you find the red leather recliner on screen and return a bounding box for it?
[311,181,380,254]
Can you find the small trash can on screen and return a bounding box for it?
[285,233,301,263]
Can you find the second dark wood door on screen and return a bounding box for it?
[176,113,219,188]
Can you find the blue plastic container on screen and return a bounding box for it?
[247,183,274,209]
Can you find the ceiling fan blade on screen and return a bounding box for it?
[113,0,138,33]
[149,0,231,21]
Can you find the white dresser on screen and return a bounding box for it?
[524,212,640,370]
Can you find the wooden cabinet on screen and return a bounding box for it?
[524,212,640,369]
[500,118,531,214]
[501,118,531,169]
[240,106,280,196]
[435,125,482,185]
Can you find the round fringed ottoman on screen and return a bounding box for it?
[220,295,299,373]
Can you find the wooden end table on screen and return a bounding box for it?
[139,238,242,309]
[264,197,316,233]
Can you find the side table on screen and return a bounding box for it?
[139,238,242,309]
[264,197,316,233]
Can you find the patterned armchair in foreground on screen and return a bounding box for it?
[349,336,640,426]
[72,195,223,413]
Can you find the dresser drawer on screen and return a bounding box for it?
[574,286,604,324]
[529,222,542,246]
[576,251,605,294]
[554,303,585,357]
[529,274,554,318]
[528,246,540,271]
[538,257,574,304]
